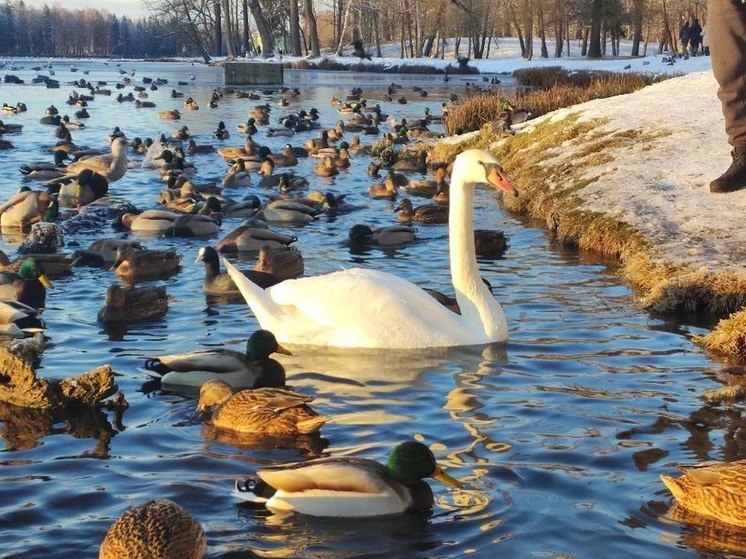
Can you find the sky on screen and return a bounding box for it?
[22,0,148,19]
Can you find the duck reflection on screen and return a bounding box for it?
[0,399,124,455]
[202,424,328,457]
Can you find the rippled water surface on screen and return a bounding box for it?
[0,60,741,558]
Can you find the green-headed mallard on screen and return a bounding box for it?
[216,223,297,253]
[0,299,45,337]
[661,460,746,528]
[0,258,53,309]
[99,499,206,559]
[0,189,57,228]
[111,245,181,281]
[0,251,73,279]
[347,224,416,247]
[19,150,70,181]
[47,168,108,208]
[233,440,460,516]
[144,329,291,388]
[97,284,169,323]
[197,379,328,436]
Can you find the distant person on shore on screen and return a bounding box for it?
[701,20,710,55]
[679,20,690,54]
[689,18,702,55]
[708,0,746,192]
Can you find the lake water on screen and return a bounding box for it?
[0,60,740,558]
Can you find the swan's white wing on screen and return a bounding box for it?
[266,268,468,347]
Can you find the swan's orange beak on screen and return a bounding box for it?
[486,164,517,197]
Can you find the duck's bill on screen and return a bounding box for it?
[38,274,53,288]
[432,465,462,488]
[275,343,293,356]
[485,164,518,197]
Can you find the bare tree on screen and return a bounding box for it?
[289,0,301,55]
[302,0,320,56]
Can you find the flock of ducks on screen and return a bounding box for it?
[0,60,742,557]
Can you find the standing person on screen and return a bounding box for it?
[679,19,691,54]
[701,19,710,55]
[708,0,746,192]
[689,18,702,55]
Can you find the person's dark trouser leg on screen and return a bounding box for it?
[709,0,746,192]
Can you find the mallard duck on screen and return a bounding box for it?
[233,440,460,516]
[268,144,299,167]
[223,149,517,349]
[222,159,251,187]
[395,198,448,224]
[258,199,318,224]
[159,109,181,120]
[47,168,108,208]
[144,329,291,388]
[347,135,369,155]
[236,118,258,135]
[432,181,450,206]
[347,224,416,247]
[314,156,339,178]
[391,151,428,173]
[401,167,448,198]
[97,284,169,323]
[0,189,57,228]
[253,245,304,281]
[111,245,181,281]
[0,258,53,309]
[19,150,70,181]
[368,173,398,199]
[197,246,261,294]
[334,148,352,170]
[71,239,142,267]
[184,97,199,110]
[99,499,206,559]
[474,230,508,257]
[266,126,294,138]
[64,136,128,182]
[197,380,328,436]
[216,223,297,253]
[661,460,746,528]
[0,250,72,279]
[187,139,215,155]
[0,300,45,337]
[171,125,190,141]
[113,210,219,236]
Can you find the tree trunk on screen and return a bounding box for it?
[335,0,353,55]
[630,0,644,56]
[222,0,236,58]
[538,0,548,58]
[524,0,533,60]
[374,11,381,56]
[289,0,301,55]
[587,0,602,58]
[509,6,526,57]
[248,0,274,55]
[242,0,250,55]
[214,0,222,56]
[303,0,320,57]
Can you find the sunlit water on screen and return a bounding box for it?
[0,60,741,558]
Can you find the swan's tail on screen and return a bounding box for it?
[223,258,282,328]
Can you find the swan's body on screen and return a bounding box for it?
[225,149,515,348]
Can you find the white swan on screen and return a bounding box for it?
[224,149,517,349]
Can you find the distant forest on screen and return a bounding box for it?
[0,1,182,58]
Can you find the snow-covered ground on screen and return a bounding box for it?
[272,39,734,274]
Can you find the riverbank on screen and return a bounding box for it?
[427,68,746,363]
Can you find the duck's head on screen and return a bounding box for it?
[18,258,53,288]
[245,329,292,360]
[454,149,516,196]
[196,379,234,413]
[385,441,461,487]
[348,224,373,243]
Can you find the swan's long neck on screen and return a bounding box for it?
[449,173,506,341]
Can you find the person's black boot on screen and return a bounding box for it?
[710,147,746,193]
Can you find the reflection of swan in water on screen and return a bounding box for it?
[225,149,516,348]
[278,344,507,395]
